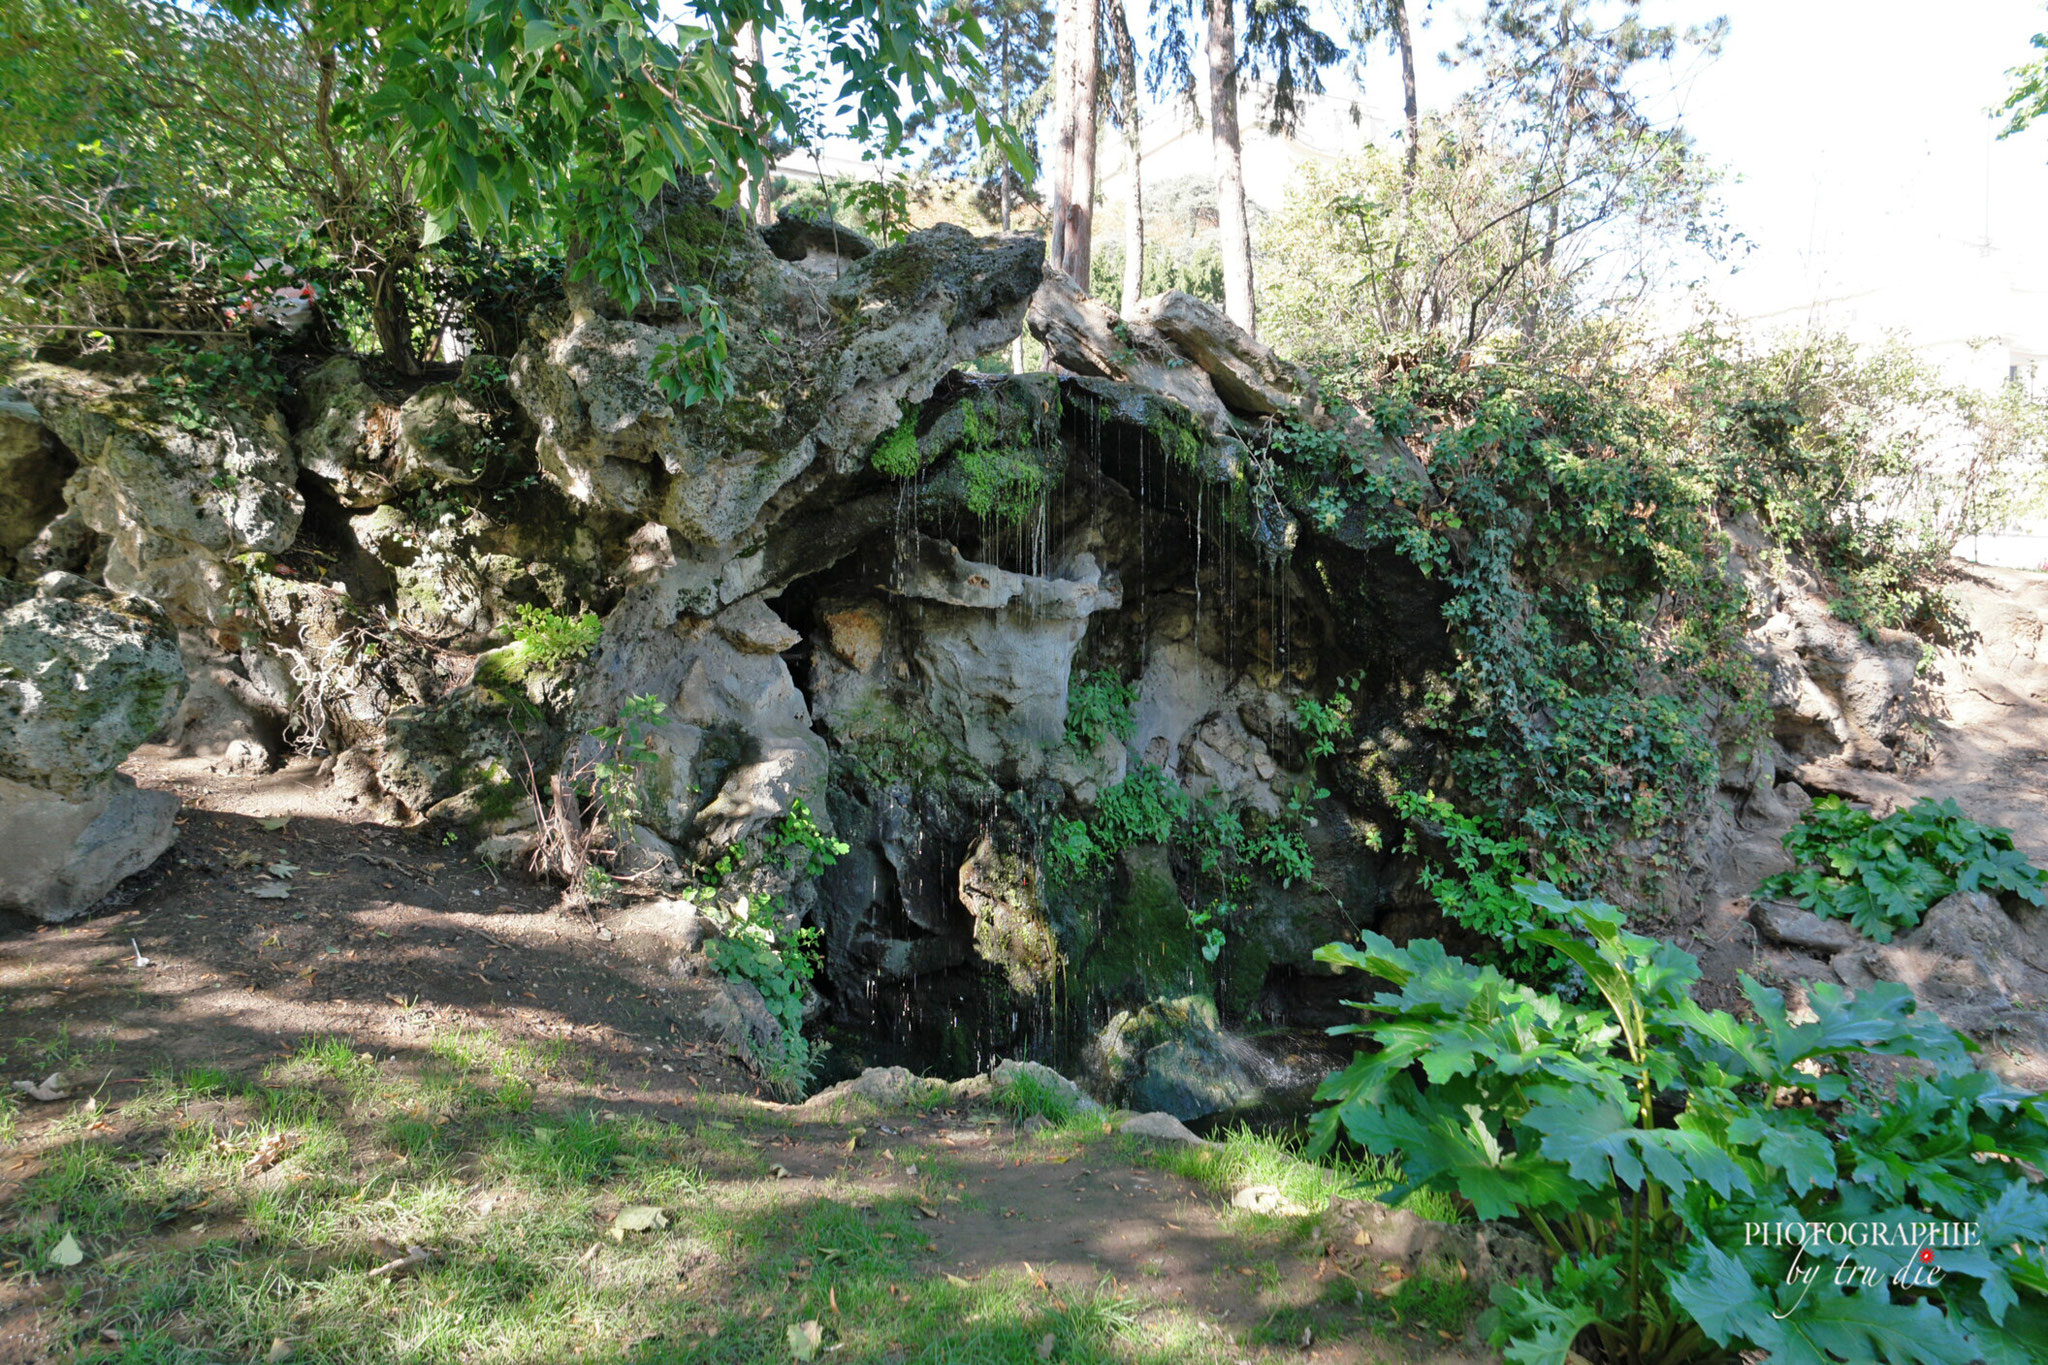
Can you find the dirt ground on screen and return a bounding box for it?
[0,753,1489,1365]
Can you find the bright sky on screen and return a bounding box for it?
[1347,1,2048,373]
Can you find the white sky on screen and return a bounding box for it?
[1343,1,2048,364]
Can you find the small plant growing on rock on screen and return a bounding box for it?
[1761,795,2048,942]
[1065,669,1137,752]
[1311,883,2048,1365]
[508,603,601,678]
[870,407,924,477]
[587,694,666,845]
[650,285,737,409]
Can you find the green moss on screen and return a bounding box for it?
[959,446,1047,523]
[1075,853,1209,1003]
[870,406,924,478]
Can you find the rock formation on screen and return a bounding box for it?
[0,573,186,920]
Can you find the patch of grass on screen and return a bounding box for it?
[486,1108,621,1185]
[1131,1123,1463,1224]
[990,1071,1081,1125]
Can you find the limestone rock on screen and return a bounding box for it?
[1120,1111,1208,1145]
[1749,898,1863,954]
[959,823,1062,994]
[0,774,180,922]
[1088,995,1264,1122]
[0,573,187,798]
[11,363,301,626]
[1129,290,1325,422]
[701,976,785,1066]
[1320,1199,1548,1287]
[0,388,71,561]
[800,1065,941,1116]
[0,573,187,920]
[510,185,1041,546]
[1027,268,1232,435]
[297,357,510,508]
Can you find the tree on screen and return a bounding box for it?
[1998,23,2048,141]
[1149,0,1340,337]
[1105,0,1146,314]
[1049,0,1102,284]
[905,0,1055,236]
[1345,0,1422,189]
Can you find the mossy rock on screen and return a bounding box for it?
[1069,845,1211,1005]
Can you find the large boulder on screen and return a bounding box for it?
[9,363,301,627]
[297,356,514,508]
[510,185,1042,549]
[1127,290,1326,422]
[1087,994,1264,1121]
[0,573,187,920]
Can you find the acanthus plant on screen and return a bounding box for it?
[1309,884,2048,1365]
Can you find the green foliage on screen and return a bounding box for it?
[1293,676,1357,760]
[1274,352,1742,882]
[990,1071,1078,1125]
[771,799,851,878]
[1760,796,2048,943]
[952,399,1051,524]
[650,284,737,409]
[1657,325,2037,639]
[1046,763,1324,963]
[1311,884,2048,1365]
[1064,670,1137,752]
[507,604,600,678]
[586,694,665,845]
[143,343,289,433]
[870,406,925,477]
[703,895,825,1098]
[1393,790,1568,980]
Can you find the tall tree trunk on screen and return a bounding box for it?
[1111,0,1145,315]
[1208,0,1254,334]
[1049,0,1077,272]
[1392,0,1419,190]
[736,23,772,226]
[1000,19,1024,371]
[1062,0,1100,286]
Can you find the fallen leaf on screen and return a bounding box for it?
[251,886,291,901]
[944,1273,972,1287]
[267,861,300,879]
[266,1337,294,1363]
[259,817,290,832]
[366,1244,435,1279]
[609,1205,669,1240]
[787,1319,823,1362]
[1037,1333,1056,1360]
[770,1164,791,1179]
[128,939,152,969]
[48,1232,84,1268]
[14,1073,74,1102]
[916,1204,938,1219]
[243,1132,299,1177]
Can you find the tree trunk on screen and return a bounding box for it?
[368,258,418,375]
[1000,20,1024,371]
[1208,0,1254,334]
[736,23,772,227]
[1049,0,1077,272]
[1060,0,1100,286]
[1392,0,1420,190]
[1112,0,1145,315]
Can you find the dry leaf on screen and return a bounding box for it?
[609,1206,669,1240]
[47,1232,84,1268]
[267,861,299,879]
[1037,1333,1056,1360]
[366,1244,435,1279]
[13,1073,73,1102]
[787,1319,824,1362]
[266,1337,295,1363]
[251,886,291,901]
[243,1132,299,1177]
[770,1164,791,1179]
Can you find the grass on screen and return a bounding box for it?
[1125,1123,1463,1225]
[4,1027,1401,1365]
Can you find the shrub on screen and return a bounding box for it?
[1065,669,1137,751]
[1309,884,2048,1365]
[1760,796,2048,943]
